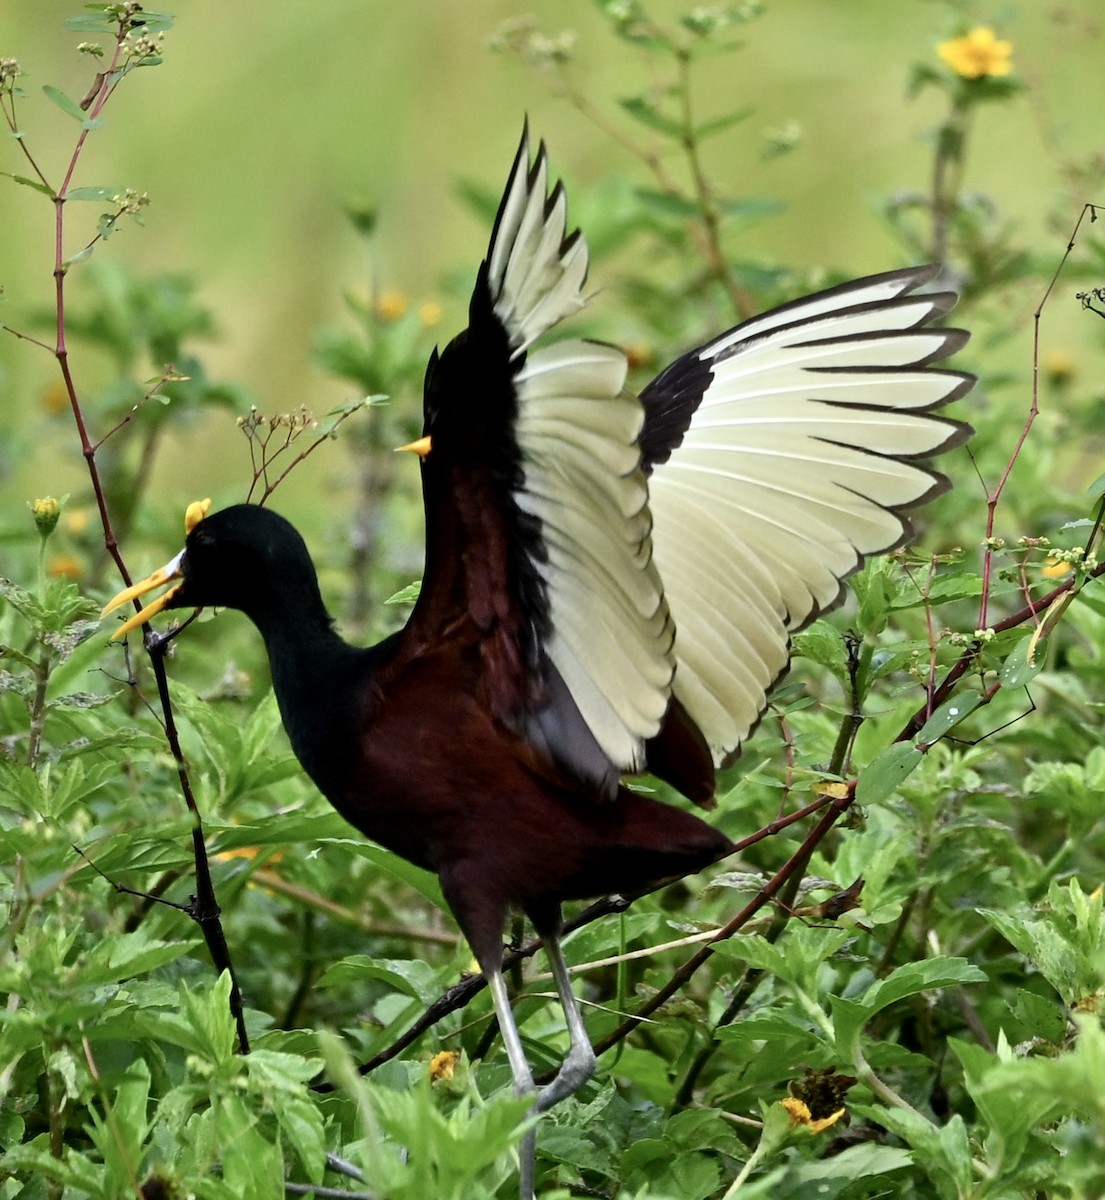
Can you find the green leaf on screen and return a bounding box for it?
[855,1104,970,1197]
[63,245,95,268]
[786,1142,914,1192]
[914,692,984,744]
[67,186,122,201]
[316,955,441,1005]
[999,634,1046,689]
[861,957,987,1017]
[855,742,923,805]
[324,840,446,909]
[619,94,683,138]
[1086,470,1105,498]
[65,13,118,33]
[694,107,753,139]
[42,84,87,122]
[385,580,421,605]
[79,931,193,986]
[718,196,786,221]
[1010,987,1067,1044]
[890,570,984,609]
[633,187,702,220]
[2,171,53,196]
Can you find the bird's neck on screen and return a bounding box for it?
[253,605,368,799]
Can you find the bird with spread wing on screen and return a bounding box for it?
[104,128,972,1199]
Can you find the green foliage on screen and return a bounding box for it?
[4,3,1105,1199]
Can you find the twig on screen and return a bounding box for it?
[22,9,252,1054]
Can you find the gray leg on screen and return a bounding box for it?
[535,933,597,1112]
[486,964,538,1200]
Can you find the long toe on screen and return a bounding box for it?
[535,1039,597,1113]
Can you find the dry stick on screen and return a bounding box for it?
[978,202,1101,629]
[589,790,855,1060]
[44,20,250,1052]
[675,637,868,1102]
[673,46,753,320]
[145,630,251,1052]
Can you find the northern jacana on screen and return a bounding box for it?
[104,129,972,1198]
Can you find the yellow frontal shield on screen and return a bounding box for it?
[101,498,211,640]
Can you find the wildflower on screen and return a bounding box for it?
[781,1096,846,1134]
[64,509,89,538]
[937,28,1014,80]
[41,382,69,416]
[31,497,61,537]
[625,342,654,371]
[1041,558,1071,580]
[782,1066,856,1134]
[1044,350,1075,386]
[418,300,443,328]
[375,290,408,322]
[429,1050,461,1082]
[48,554,83,580]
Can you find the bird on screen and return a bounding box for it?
[103,128,972,1198]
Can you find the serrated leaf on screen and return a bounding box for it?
[385,580,421,605]
[79,931,194,987]
[1010,987,1067,1044]
[855,742,923,805]
[42,84,86,122]
[316,955,441,1004]
[861,957,987,1018]
[787,1142,914,1190]
[324,839,446,908]
[47,691,115,710]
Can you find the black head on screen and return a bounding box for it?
[171,504,319,617]
[103,503,328,638]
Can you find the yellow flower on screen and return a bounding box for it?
[418,300,443,327]
[429,1050,461,1082]
[1041,558,1071,580]
[40,382,69,416]
[780,1096,846,1134]
[937,27,1014,79]
[625,342,654,371]
[32,497,61,536]
[1044,349,1075,386]
[47,554,83,580]
[64,508,90,538]
[375,290,408,322]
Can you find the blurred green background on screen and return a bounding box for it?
[1,1,1103,586]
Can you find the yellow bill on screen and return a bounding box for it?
[101,549,186,639]
[396,435,432,458]
[101,498,211,640]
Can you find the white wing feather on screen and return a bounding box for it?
[646,268,971,762]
